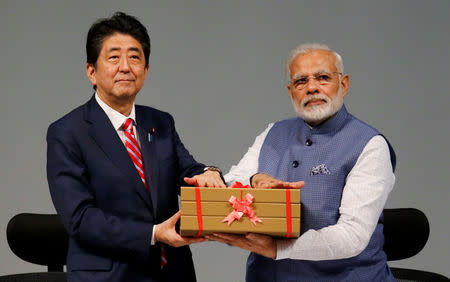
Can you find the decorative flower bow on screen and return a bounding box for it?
[222,193,262,226]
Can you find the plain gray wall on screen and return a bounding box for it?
[1,0,449,280]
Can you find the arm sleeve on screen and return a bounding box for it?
[168,115,206,186]
[46,123,155,262]
[224,123,273,186]
[276,135,395,260]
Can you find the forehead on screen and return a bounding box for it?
[289,50,337,77]
[100,33,143,53]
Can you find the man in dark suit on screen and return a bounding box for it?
[46,12,225,282]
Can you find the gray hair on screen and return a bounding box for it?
[286,43,344,79]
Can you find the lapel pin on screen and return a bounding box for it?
[148,127,156,143]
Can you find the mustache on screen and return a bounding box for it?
[302,94,331,107]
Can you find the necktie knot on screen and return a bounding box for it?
[123,118,134,132]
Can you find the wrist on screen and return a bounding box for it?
[270,240,277,259]
[204,166,225,183]
[153,223,161,243]
[203,166,221,174]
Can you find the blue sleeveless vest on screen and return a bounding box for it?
[246,105,396,282]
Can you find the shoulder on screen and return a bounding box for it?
[135,105,177,138]
[345,113,396,170]
[135,105,174,124]
[273,116,302,127]
[345,113,380,135]
[47,103,87,136]
[268,117,303,136]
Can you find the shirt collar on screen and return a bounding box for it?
[95,92,137,130]
[309,104,349,134]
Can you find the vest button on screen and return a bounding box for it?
[292,160,299,168]
[306,139,312,146]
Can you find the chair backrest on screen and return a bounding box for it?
[6,213,69,271]
[383,208,429,261]
[390,268,450,282]
[0,272,67,282]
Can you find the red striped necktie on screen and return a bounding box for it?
[123,118,167,269]
[123,118,149,190]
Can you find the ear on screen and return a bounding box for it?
[86,63,97,86]
[144,63,150,78]
[340,74,349,98]
[287,84,294,98]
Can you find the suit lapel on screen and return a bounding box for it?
[136,107,159,216]
[84,97,153,210]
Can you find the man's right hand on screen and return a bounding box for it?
[154,211,206,247]
[251,173,305,189]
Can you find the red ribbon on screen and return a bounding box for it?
[195,187,203,237]
[285,189,292,238]
[222,193,262,226]
[230,181,252,188]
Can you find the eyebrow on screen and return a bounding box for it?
[292,70,330,80]
[107,47,142,53]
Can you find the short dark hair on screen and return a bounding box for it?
[86,12,151,67]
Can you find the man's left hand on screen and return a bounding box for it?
[205,232,277,259]
[184,171,226,188]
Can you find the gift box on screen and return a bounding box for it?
[180,186,300,238]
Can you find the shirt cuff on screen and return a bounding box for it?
[151,225,156,245]
[275,239,292,260]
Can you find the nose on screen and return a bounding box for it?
[306,78,320,95]
[119,57,130,72]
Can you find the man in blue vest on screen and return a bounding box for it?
[207,43,397,281]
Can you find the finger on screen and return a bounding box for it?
[245,232,269,242]
[213,232,245,241]
[245,232,261,240]
[258,182,272,189]
[282,180,304,189]
[184,177,199,186]
[205,235,233,246]
[259,181,283,189]
[214,180,226,188]
[272,181,304,189]
[169,234,206,247]
[208,234,244,247]
[208,181,218,188]
[197,179,207,187]
[288,181,305,189]
[182,237,208,244]
[205,234,224,241]
[168,210,181,224]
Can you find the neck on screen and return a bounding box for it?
[97,92,135,116]
[306,112,338,127]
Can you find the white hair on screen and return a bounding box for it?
[286,43,344,79]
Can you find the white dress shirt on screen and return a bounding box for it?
[95,93,157,245]
[224,123,395,261]
[95,93,140,147]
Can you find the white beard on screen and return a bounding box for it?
[291,87,344,125]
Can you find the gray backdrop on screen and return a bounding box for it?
[1,0,449,280]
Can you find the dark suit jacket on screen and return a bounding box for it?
[47,96,204,282]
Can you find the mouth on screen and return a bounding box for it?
[115,79,135,83]
[304,99,327,107]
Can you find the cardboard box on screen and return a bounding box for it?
[180,187,300,237]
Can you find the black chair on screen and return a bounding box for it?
[0,213,69,282]
[384,208,449,281]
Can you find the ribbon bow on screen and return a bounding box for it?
[222,193,262,226]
